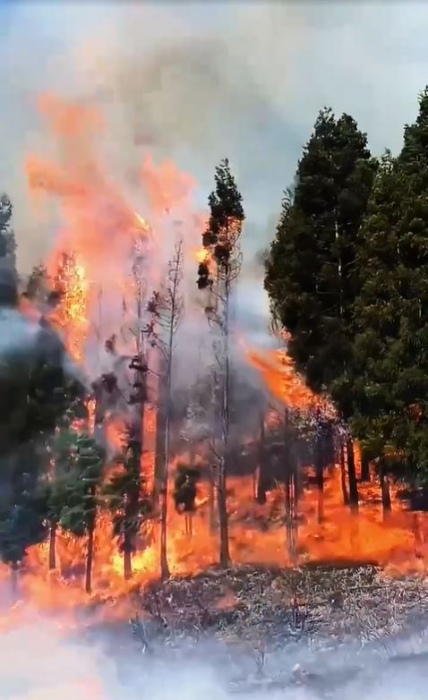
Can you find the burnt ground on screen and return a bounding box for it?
[81,563,428,698]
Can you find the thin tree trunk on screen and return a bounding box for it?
[208,469,216,533]
[159,382,171,578]
[159,243,183,579]
[48,521,57,571]
[218,455,229,567]
[412,512,422,557]
[217,272,231,568]
[315,436,324,524]
[346,438,359,512]
[256,413,267,504]
[85,524,94,594]
[340,444,349,506]
[153,354,167,512]
[284,408,296,560]
[285,472,296,560]
[10,562,19,602]
[379,459,391,517]
[123,548,132,580]
[360,450,370,482]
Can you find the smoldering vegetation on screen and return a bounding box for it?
[3,583,428,700]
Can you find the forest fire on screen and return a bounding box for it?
[2,92,428,631]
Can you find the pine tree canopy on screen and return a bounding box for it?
[265,108,376,399]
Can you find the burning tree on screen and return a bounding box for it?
[58,433,105,593]
[103,233,152,581]
[350,92,428,511]
[0,194,16,272]
[146,239,184,579]
[0,261,86,594]
[265,109,376,516]
[197,158,245,567]
[173,464,201,538]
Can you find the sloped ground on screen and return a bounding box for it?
[136,564,428,650]
[80,564,428,698]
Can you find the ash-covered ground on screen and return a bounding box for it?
[2,565,428,699]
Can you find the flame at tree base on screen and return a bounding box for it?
[1,467,428,626]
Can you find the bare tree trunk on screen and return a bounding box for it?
[360,450,370,482]
[256,413,268,504]
[379,458,391,518]
[10,562,19,602]
[346,438,359,513]
[208,469,216,533]
[315,435,324,524]
[340,444,349,506]
[217,270,231,568]
[218,455,230,567]
[85,523,94,594]
[159,241,183,580]
[285,472,293,558]
[48,521,57,571]
[153,354,167,513]
[283,408,296,560]
[412,512,422,557]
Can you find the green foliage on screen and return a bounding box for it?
[0,194,16,271]
[350,89,428,478]
[0,445,48,566]
[173,465,200,513]
[265,108,376,404]
[57,432,105,538]
[197,158,245,289]
[103,429,151,552]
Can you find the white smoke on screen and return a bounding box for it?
[1,614,428,700]
[1,0,428,274]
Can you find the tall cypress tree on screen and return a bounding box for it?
[0,194,16,271]
[351,88,428,500]
[197,158,245,567]
[265,109,376,513]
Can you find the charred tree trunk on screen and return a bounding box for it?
[324,420,335,471]
[208,468,216,533]
[153,354,167,513]
[123,356,147,581]
[360,450,370,482]
[340,444,349,506]
[256,413,268,504]
[315,432,324,524]
[218,454,230,568]
[85,519,94,595]
[216,270,231,569]
[48,521,57,571]
[412,512,423,557]
[10,562,19,602]
[379,458,391,517]
[346,439,359,512]
[284,408,297,560]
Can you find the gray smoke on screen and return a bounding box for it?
[1,0,428,275]
[2,613,428,699]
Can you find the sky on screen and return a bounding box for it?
[1,1,428,272]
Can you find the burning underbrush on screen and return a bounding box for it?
[3,563,428,700]
[2,93,428,664]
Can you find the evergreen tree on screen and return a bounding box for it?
[197,158,245,567]
[0,194,16,271]
[265,109,376,514]
[0,264,86,590]
[103,427,152,581]
[173,464,200,539]
[58,433,104,593]
[145,240,184,579]
[351,89,428,501]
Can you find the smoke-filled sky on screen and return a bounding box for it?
[1,0,428,273]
